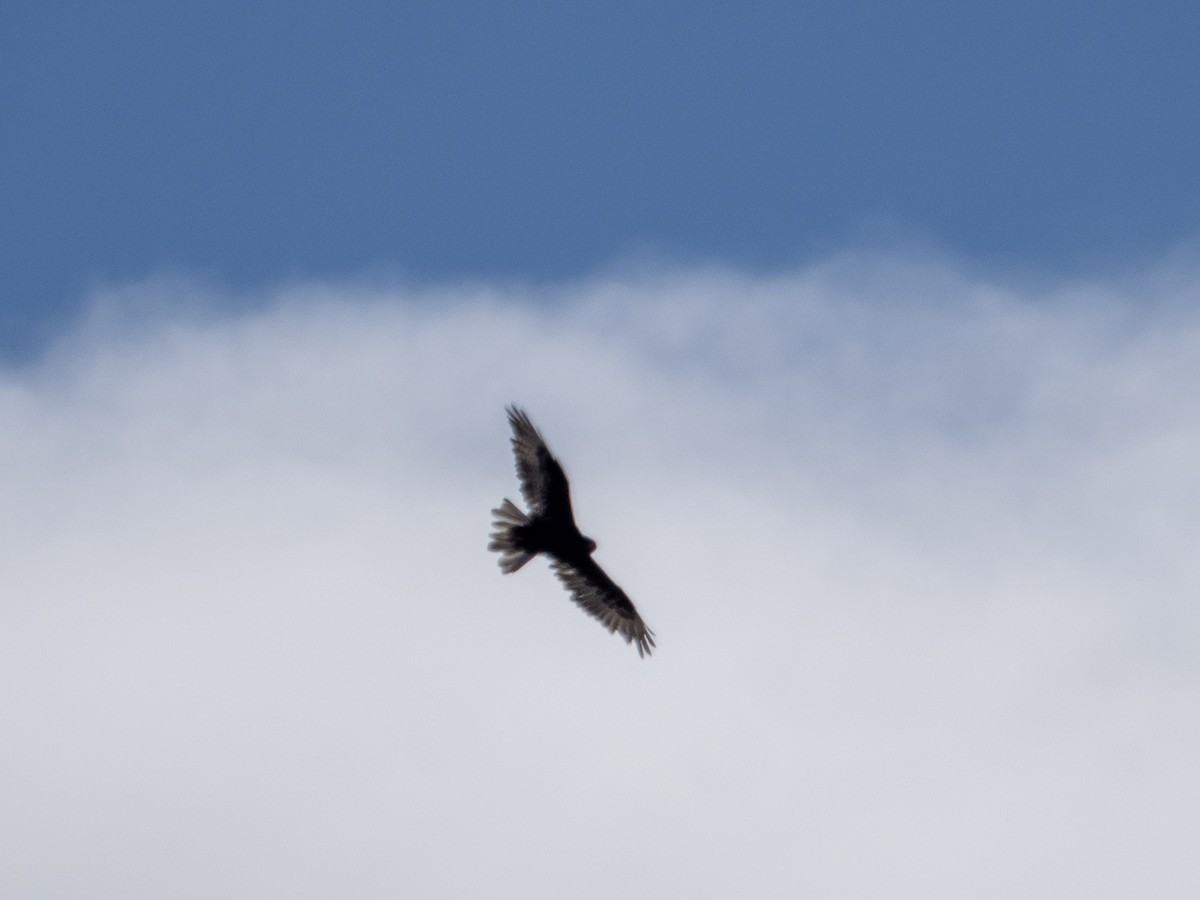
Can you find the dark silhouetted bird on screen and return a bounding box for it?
[489,406,655,657]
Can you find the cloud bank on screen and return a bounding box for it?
[2,252,1198,897]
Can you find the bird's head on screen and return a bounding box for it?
[582,536,597,554]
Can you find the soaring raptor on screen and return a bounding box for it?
[489,406,655,657]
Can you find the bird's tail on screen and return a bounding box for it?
[489,498,534,573]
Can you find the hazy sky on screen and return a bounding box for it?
[3,3,1200,896]
[3,257,1200,896]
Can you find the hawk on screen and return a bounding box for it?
[489,406,655,657]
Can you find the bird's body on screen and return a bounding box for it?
[515,514,593,562]
[489,406,655,657]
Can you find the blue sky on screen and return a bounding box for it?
[5,0,1200,354]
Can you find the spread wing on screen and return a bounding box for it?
[507,405,573,520]
[550,556,656,657]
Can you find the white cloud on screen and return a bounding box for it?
[2,254,1198,897]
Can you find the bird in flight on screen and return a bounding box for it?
[489,406,655,657]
